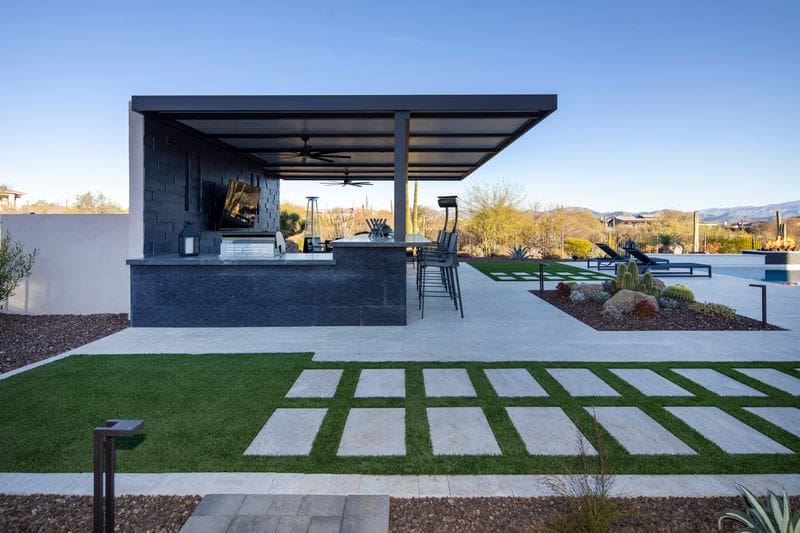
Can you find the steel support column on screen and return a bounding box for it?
[393,111,410,241]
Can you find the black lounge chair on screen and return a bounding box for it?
[587,243,628,270]
[629,250,712,278]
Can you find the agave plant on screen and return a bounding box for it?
[508,245,530,260]
[717,484,800,533]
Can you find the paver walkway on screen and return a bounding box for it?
[671,369,766,396]
[286,370,343,398]
[735,368,800,395]
[181,494,389,533]
[506,407,595,455]
[484,369,548,397]
[547,368,620,396]
[666,407,793,454]
[354,369,405,398]
[590,407,696,455]
[423,369,476,397]
[245,409,328,456]
[427,407,501,455]
[610,369,693,397]
[744,407,800,438]
[337,408,405,456]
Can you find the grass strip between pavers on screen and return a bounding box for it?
[467,260,612,281]
[0,354,798,476]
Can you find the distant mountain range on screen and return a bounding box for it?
[592,200,800,223]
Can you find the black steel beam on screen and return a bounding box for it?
[243,147,495,154]
[208,133,510,139]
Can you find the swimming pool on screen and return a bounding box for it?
[715,267,800,284]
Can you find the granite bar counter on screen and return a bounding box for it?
[127,236,429,327]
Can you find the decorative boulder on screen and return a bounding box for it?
[570,291,586,302]
[651,278,666,290]
[602,289,659,320]
[573,283,605,300]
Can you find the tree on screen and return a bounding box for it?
[0,231,38,309]
[462,180,528,256]
[71,192,125,214]
[279,209,306,236]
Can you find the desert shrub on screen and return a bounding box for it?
[541,248,563,260]
[508,245,529,260]
[690,302,736,319]
[662,284,695,302]
[544,414,626,533]
[658,296,681,309]
[556,282,572,297]
[0,231,38,309]
[634,299,658,318]
[703,241,721,254]
[591,291,611,303]
[564,237,593,259]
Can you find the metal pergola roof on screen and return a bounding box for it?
[131,94,557,182]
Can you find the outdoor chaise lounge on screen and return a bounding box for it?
[629,249,712,278]
[587,243,629,270]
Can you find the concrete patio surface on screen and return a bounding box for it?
[63,263,800,363]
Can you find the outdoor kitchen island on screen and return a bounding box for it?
[127,235,430,327]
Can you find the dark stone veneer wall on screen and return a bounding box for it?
[142,117,279,256]
[129,247,407,326]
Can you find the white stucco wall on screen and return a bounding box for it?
[0,214,129,315]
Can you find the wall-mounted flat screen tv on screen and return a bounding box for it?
[219,180,260,229]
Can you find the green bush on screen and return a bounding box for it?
[0,231,38,309]
[564,237,593,259]
[717,484,800,533]
[690,302,737,319]
[662,284,695,302]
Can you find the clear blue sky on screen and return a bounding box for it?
[1,0,798,213]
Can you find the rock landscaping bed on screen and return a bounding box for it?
[389,496,800,532]
[0,313,129,373]
[0,494,199,532]
[534,290,782,331]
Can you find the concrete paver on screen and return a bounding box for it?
[244,409,327,456]
[484,369,548,397]
[666,407,793,454]
[735,368,800,395]
[610,369,693,396]
[590,407,696,455]
[547,368,620,396]
[427,407,501,455]
[506,407,595,455]
[286,370,343,398]
[354,369,405,398]
[423,369,476,397]
[337,408,405,456]
[744,407,800,438]
[671,369,766,396]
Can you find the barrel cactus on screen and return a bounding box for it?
[662,284,695,302]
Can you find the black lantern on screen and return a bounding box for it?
[178,221,200,256]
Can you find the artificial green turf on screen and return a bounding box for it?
[467,260,612,281]
[0,355,798,475]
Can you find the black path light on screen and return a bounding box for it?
[93,419,144,533]
[178,221,200,256]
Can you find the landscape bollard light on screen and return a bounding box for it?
[93,419,144,533]
[749,283,767,327]
[539,263,545,292]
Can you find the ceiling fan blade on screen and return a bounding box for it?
[312,154,351,159]
[310,156,335,163]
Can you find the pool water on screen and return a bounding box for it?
[715,267,800,284]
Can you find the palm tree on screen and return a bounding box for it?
[280,210,306,236]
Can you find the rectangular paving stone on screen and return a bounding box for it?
[589,407,696,455]
[484,369,548,397]
[244,409,327,456]
[337,408,405,456]
[507,407,596,455]
[354,369,405,398]
[547,368,620,396]
[342,495,390,533]
[309,516,343,533]
[285,369,343,398]
[611,369,693,397]
[181,515,234,532]
[227,515,281,533]
[744,407,800,438]
[671,369,766,396]
[193,494,246,516]
[735,368,800,395]
[298,494,347,517]
[277,516,312,532]
[423,369,476,397]
[427,407,501,455]
[666,407,793,454]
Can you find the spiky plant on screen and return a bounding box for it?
[717,484,800,533]
[508,245,529,260]
[662,284,695,302]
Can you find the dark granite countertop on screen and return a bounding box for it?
[127,253,335,266]
[331,234,432,248]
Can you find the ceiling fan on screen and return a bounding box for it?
[322,171,373,187]
[276,135,352,163]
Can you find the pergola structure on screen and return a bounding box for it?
[131,94,557,240]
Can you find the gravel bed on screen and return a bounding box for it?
[532,290,782,331]
[390,496,800,532]
[0,494,199,532]
[0,313,129,373]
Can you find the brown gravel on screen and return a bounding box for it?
[390,496,800,532]
[532,290,783,331]
[0,494,199,532]
[0,313,129,373]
